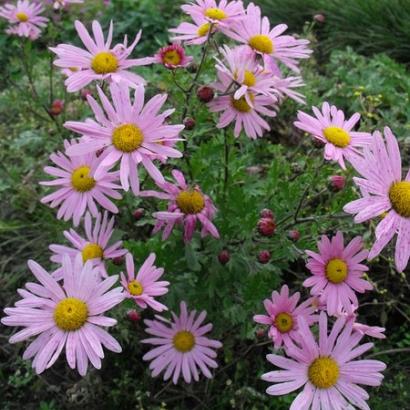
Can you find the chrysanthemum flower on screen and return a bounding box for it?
[262,312,386,409]
[169,15,215,45]
[50,211,127,279]
[1,255,124,376]
[224,3,311,73]
[140,170,219,242]
[344,127,410,272]
[294,102,372,169]
[64,82,184,195]
[0,0,48,39]
[151,44,193,69]
[120,253,169,312]
[50,20,151,92]
[253,285,317,349]
[304,232,373,316]
[142,301,222,384]
[40,140,122,226]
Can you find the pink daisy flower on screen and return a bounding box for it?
[140,170,219,242]
[224,3,311,73]
[142,301,222,384]
[262,312,386,409]
[294,102,373,170]
[50,211,127,279]
[169,15,215,46]
[64,82,184,195]
[40,139,122,226]
[344,127,410,272]
[120,253,169,312]
[304,232,373,316]
[0,0,48,39]
[50,20,152,92]
[151,44,193,69]
[1,255,124,376]
[253,285,317,350]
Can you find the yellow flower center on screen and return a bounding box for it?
[325,258,348,284]
[274,312,294,333]
[54,297,88,331]
[71,166,96,192]
[389,181,410,218]
[205,7,227,20]
[234,70,256,87]
[128,280,144,296]
[176,190,205,214]
[82,243,104,262]
[162,50,182,66]
[16,12,29,22]
[231,94,254,113]
[197,22,211,37]
[323,126,351,148]
[112,124,144,153]
[248,35,274,54]
[308,357,340,389]
[91,51,119,74]
[173,330,196,352]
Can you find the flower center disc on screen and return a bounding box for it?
[173,330,196,352]
[16,12,29,22]
[323,126,351,148]
[274,312,294,333]
[231,94,254,113]
[162,50,182,66]
[197,23,211,37]
[389,181,410,218]
[205,7,227,20]
[91,51,119,74]
[308,356,340,389]
[176,190,205,214]
[243,70,256,87]
[71,166,96,192]
[325,258,348,284]
[248,35,274,54]
[54,297,88,331]
[112,124,144,153]
[128,280,144,296]
[82,243,104,262]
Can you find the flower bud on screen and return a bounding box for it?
[257,218,276,237]
[329,175,346,192]
[258,250,271,264]
[218,249,230,265]
[80,88,92,101]
[255,328,265,339]
[288,230,300,241]
[197,86,214,103]
[183,117,196,130]
[259,208,274,220]
[313,14,326,23]
[133,208,144,220]
[49,99,64,116]
[127,309,141,322]
[112,256,124,266]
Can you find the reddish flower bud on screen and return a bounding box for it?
[257,218,276,237]
[313,13,326,23]
[260,208,274,220]
[258,250,271,264]
[183,117,196,130]
[49,99,64,116]
[288,229,300,241]
[218,249,230,265]
[112,256,124,266]
[255,328,265,339]
[197,86,214,103]
[329,175,346,192]
[133,208,144,220]
[127,309,141,322]
[80,88,92,101]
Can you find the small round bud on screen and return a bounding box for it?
[313,13,326,23]
[197,86,214,103]
[112,256,124,266]
[127,309,141,322]
[49,99,64,116]
[329,175,346,192]
[133,208,144,220]
[258,250,271,264]
[255,328,265,339]
[257,218,276,237]
[218,249,230,265]
[183,117,196,130]
[259,208,274,220]
[288,230,300,241]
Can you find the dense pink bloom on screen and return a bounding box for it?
[0,0,48,39]
[294,102,372,169]
[50,211,127,279]
[253,285,317,349]
[140,170,219,242]
[151,44,193,69]
[50,20,151,92]
[64,82,184,195]
[1,255,124,376]
[344,127,410,272]
[304,232,373,316]
[224,3,311,73]
[142,301,222,384]
[262,312,386,409]
[120,253,169,312]
[40,139,122,226]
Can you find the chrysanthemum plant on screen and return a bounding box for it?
[3,0,404,407]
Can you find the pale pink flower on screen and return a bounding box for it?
[49,0,83,10]
[50,211,127,279]
[224,3,311,73]
[64,82,184,195]
[142,301,222,384]
[262,312,386,409]
[40,139,122,226]
[294,102,372,169]
[140,170,219,242]
[120,253,169,312]
[0,0,48,39]
[1,255,124,376]
[50,20,152,92]
[304,232,373,316]
[344,127,410,273]
[151,44,193,69]
[169,14,215,45]
[253,285,317,350]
